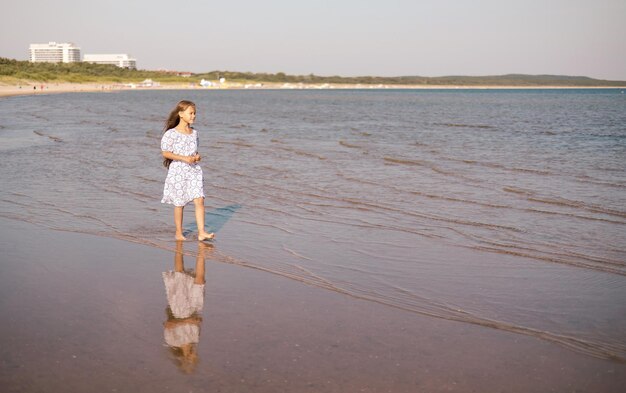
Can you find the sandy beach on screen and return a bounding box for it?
[2,82,623,98]
[0,82,116,97]
[0,217,624,392]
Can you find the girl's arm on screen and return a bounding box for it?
[162,150,200,164]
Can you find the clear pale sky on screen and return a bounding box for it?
[2,0,625,80]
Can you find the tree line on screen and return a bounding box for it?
[1,57,624,86]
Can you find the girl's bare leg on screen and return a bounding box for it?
[194,198,215,241]
[194,242,210,284]
[174,206,185,240]
[175,240,184,272]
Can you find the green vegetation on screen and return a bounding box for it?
[194,71,626,86]
[1,57,624,86]
[0,58,185,83]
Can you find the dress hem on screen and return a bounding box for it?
[161,194,205,207]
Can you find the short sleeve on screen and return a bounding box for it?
[161,130,174,152]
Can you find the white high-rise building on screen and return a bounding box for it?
[83,54,137,69]
[29,42,81,63]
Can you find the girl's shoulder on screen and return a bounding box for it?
[166,127,198,136]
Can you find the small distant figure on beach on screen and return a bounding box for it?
[160,100,215,241]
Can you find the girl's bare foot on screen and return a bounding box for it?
[175,233,186,241]
[198,232,214,241]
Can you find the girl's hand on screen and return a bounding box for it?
[186,153,201,164]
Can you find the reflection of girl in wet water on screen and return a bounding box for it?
[162,241,211,373]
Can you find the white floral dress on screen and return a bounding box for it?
[162,271,204,319]
[162,271,204,347]
[161,128,205,206]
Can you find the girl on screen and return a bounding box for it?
[162,241,211,373]
[161,100,214,241]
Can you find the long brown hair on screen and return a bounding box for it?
[162,100,196,169]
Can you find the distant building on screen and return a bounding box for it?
[83,54,137,69]
[29,42,81,63]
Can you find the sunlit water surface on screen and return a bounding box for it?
[1,89,625,361]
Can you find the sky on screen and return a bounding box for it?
[1,0,625,80]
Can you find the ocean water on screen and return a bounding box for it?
[1,88,625,361]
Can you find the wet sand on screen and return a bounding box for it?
[0,217,624,392]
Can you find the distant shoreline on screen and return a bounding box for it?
[1,82,624,98]
[3,58,625,93]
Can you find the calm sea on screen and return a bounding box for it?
[1,88,625,361]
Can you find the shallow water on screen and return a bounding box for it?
[1,88,625,361]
